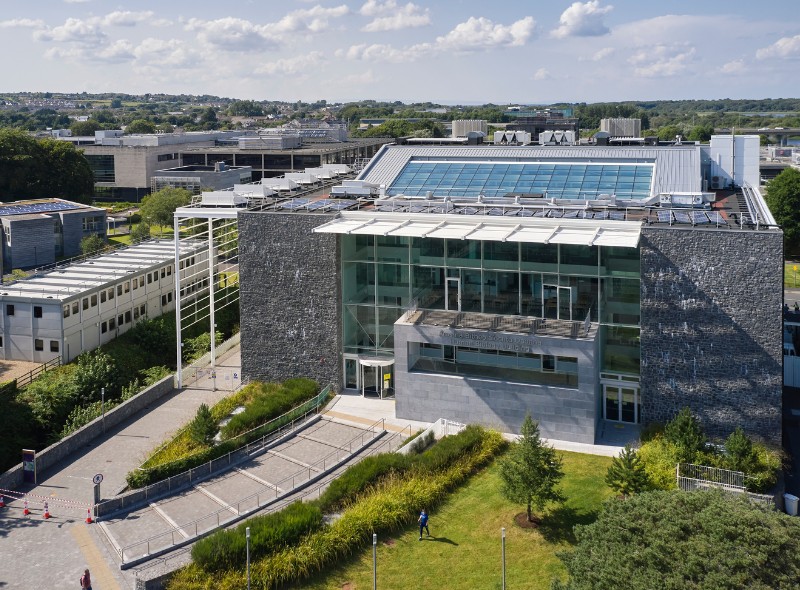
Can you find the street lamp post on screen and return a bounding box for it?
[246,526,251,590]
[501,527,506,590]
[372,533,377,590]
[101,387,105,433]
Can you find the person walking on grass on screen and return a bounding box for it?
[418,509,430,540]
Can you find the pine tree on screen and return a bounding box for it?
[499,415,565,522]
[189,403,217,446]
[605,444,650,497]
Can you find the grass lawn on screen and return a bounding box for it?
[299,450,613,590]
[786,261,800,289]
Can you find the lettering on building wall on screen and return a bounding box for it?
[439,329,541,353]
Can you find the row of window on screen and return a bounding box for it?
[101,304,147,334]
[180,278,209,297]
[0,336,60,353]
[62,266,174,318]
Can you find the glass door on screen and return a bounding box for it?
[558,286,573,321]
[344,357,359,390]
[445,275,461,312]
[361,364,379,396]
[603,384,639,423]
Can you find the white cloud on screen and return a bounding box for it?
[0,18,45,28]
[34,17,107,45]
[257,51,325,75]
[756,35,800,59]
[337,42,426,63]
[64,0,91,3]
[720,59,746,74]
[552,1,613,39]
[184,17,280,52]
[360,1,431,32]
[133,38,196,68]
[591,47,614,61]
[533,68,550,80]
[628,44,696,77]
[434,16,535,52]
[272,4,350,34]
[101,11,154,27]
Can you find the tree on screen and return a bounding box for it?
[125,119,156,134]
[663,407,706,463]
[766,167,800,254]
[72,349,122,404]
[189,403,217,446]
[139,187,191,235]
[227,100,264,117]
[0,129,93,203]
[724,426,757,473]
[553,490,800,590]
[498,415,565,522]
[70,120,102,136]
[605,444,650,497]
[129,221,151,243]
[80,234,106,256]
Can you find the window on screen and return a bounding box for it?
[108,288,114,300]
[100,291,106,303]
[82,298,89,311]
[118,314,124,326]
[63,305,70,318]
[81,216,104,232]
[132,278,138,290]
[133,307,139,320]
[140,304,146,316]
[0,336,3,347]
[34,339,43,351]
[34,306,42,318]
[179,260,184,270]
[101,321,107,334]
[72,302,79,314]
[6,304,14,316]
[117,285,122,296]
[161,294,167,306]
[124,282,130,293]
[167,266,172,276]
[90,294,97,307]
[109,317,116,330]
[139,275,144,287]
[147,274,152,284]
[50,341,59,353]
[167,291,173,303]
[160,268,166,279]
[125,310,131,323]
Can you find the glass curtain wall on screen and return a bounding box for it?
[341,235,640,375]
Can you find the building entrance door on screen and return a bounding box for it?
[603,384,640,423]
[544,285,572,320]
[445,276,461,312]
[344,356,359,390]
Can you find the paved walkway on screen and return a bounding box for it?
[0,349,240,590]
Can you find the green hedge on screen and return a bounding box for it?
[192,501,323,572]
[126,379,322,489]
[317,453,411,512]
[221,378,318,438]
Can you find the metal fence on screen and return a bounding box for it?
[676,463,774,507]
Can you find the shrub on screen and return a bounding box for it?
[663,407,706,463]
[636,436,679,490]
[189,404,217,446]
[605,444,651,497]
[221,378,318,438]
[411,424,485,474]
[192,501,323,572]
[317,453,411,512]
[408,430,435,454]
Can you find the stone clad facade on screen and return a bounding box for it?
[238,211,341,389]
[639,227,783,443]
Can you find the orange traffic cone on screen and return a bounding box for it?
[85,508,93,524]
[0,495,5,508]
[43,501,50,519]
[23,499,30,515]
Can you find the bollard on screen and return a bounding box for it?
[43,501,50,519]
[23,499,30,516]
[85,508,93,524]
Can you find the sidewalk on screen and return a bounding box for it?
[0,348,240,590]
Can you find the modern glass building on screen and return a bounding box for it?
[239,141,783,445]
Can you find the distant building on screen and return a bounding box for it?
[0,240,208,363]
[0,199,106,271]
[601,118,642,138]
[452,120,488,138]
[507,114,579,143]
[151,163,253,195]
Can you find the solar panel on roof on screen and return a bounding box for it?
[503,208,521,216]
[516,209,534,217]
[533,210,548,217]
[456,207,479,215]
[609,211,626,221]
[656,211,672,223]
[548,210,564,218]
[486,208,505,216]
[691,211,710,225]
[562,210,580,218]
[673,211,692,224]
[326,200,356,211]
[0,201,81,217]
[707,211,727,225]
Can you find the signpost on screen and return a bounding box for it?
[93,473,103,504]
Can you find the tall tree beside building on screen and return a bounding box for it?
[0,129,93,203]
[139,187,191,235]
[765,167,800,255]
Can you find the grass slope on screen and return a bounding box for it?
[298,450,612,590]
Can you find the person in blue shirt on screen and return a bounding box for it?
[418,509,430,540]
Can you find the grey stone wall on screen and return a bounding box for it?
[640,227,783,443]
[394,322,599,443]
[238,211,340,389]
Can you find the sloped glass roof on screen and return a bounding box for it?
[388,161,654,200]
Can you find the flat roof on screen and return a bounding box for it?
[0,198,101,217]
[0,240,204,302]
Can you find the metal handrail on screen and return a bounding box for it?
[117,416,386,563]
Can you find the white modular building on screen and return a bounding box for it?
[0,240,209,363]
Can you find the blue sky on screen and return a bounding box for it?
[0,0,798,104]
